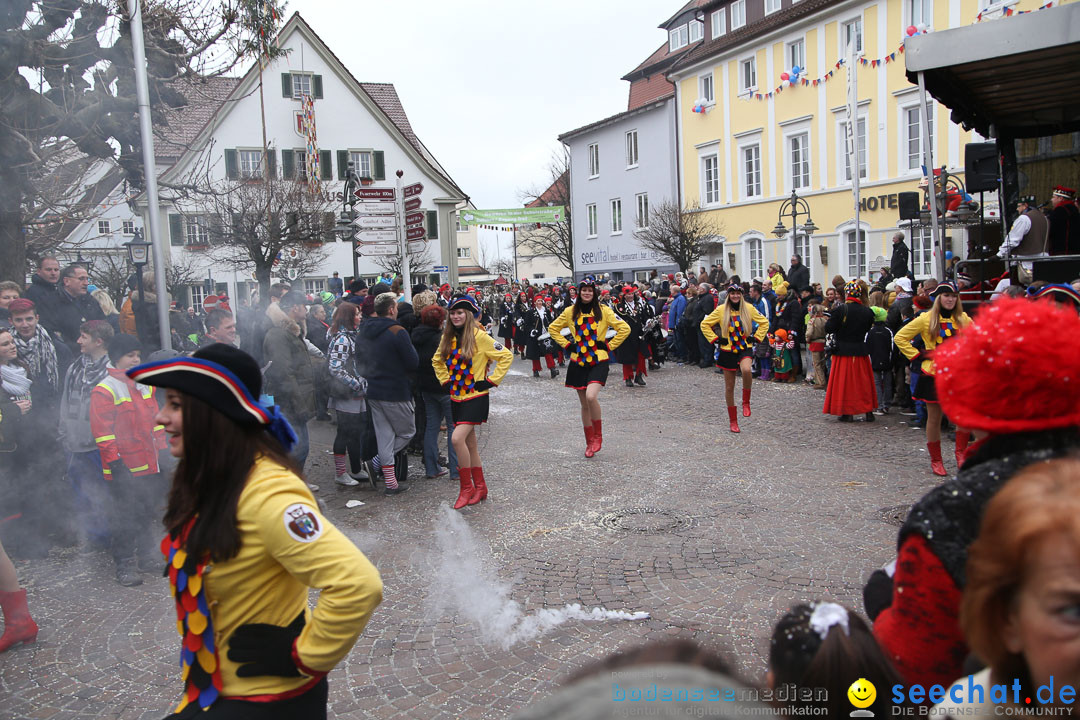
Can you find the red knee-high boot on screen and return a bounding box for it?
[727,406,740,433]
[470,467,487,504]
[742,387,752,418]
[0,589,38,653]
[954,431,971,469]
[584,425,596,458]
[927,441,948,477]
[454,467,475,510]
[592,419,603,454]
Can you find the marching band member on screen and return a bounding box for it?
[701,283,769,433]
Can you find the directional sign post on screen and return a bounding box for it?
[404,211,425,227]
[404,197,422,212]
[353,201,395,215]
[403,182,423,198]
[407,240,428,254]
[354,188,395,201]
[405,226,426,241]
[354,230,397,244]
[355,244,397,256]
[354,215,397,229]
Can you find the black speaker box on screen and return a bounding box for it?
[965,142,999,193]
[1033,259,1080,284]
[898,191,921,220]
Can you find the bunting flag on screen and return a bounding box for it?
[738,42,906,102]
[976,0,1054,22]
[301,95,320,193]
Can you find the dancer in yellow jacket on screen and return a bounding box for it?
[127,343,382,717]
[547,276,631,457]
[700,283,769,433]
[433,295,513,509]
[893,281,972,476]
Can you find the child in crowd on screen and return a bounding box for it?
[771,329,794,382]
[804,304,828,390]
[768,602,910,718]
[866,306,895,414]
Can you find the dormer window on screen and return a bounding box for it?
[689,19,704,42]
[669,24,689,51]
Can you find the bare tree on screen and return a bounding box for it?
[90,252,135,309]
[372,241,435,277]
[489,258,515,278]
[635,200,724,274]
[518,152,572,273]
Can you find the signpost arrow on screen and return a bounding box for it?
[352,201,395,215]
[404,197,422,212]
[355,244,398,256]
[354,215,397,229]
[403,182,423,198]
[354,187,395,200]
[405,226,426,241]
[353,230,397,243]
[404,211,425,226]
[407,240,427,253]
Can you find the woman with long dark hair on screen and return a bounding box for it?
[547,277,630,457]
[432,296,513,510]
[326,302,370,487]
[128,344,382,718]
[700,283,769,433]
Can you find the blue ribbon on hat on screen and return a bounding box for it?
[264,404,298,453]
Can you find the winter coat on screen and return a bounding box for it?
[23,275,59,328]
[411,324,448,395]
[263,312,316,421]
[396,301,417,332]
[612,301,644,364]
[118,293,138,336]
[667,293,687,329]
[787,264,810,293]
[774,297,805,347]
[306,316,330,354]
[823,301,874,356]
[132,289,169,352]
[326,329,366,414]
[866,322,895,371]
[358,316,418,403]
[886,294,913,334]
[433,326,513,403]
[89,367,165,477]
[890,240,911,279]
[49,288,106,354]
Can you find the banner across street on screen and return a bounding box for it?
[458,206,566,225]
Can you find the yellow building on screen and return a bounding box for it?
[665,0,1044,284]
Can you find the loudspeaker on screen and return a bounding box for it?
[1033,258,1080,284]
[898,191,921,220]
[965,142,998,193]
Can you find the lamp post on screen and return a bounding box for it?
[124,229,151,336]
[772,189,819,263]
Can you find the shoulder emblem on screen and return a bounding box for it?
[283,503,322,543]
[492,341,505,351]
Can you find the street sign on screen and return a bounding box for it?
[354,215,397,229]
[355,244,397,256]
[352,201,395,214]
[434,265,449,272]
[403,182,423,198]
[404,211,425,226]
[404,197,422,212]
[406,226,426,241]
[354,188,395,200]
[407,240,427,253]
[354,230,397,243]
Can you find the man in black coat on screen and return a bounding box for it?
[693,285,717,368]
[786,255,810,293]
[890,232,911,280]
[47,264,105,356]
[23,257,61,323]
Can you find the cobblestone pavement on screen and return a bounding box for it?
[0,358,953,719]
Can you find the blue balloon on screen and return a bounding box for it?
[944,250,953,260]
[792,65,801,74]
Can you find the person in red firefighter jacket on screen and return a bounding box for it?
[88,334,167,586]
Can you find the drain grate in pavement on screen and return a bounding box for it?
[878,505,911,527]
[598,508,695,534]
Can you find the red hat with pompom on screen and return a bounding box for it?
[936,297,1080,433]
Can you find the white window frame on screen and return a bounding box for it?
[635,193,649,230]
[239,149,263,178]
[845,228,868,279]
[744,235,764,279]
[840,17,863,56]
[291,72,313,99]
[668,24,689,52]
[689,19,704,43]
[586,203,598,238]
[731,0,747,29]
[610,198,623,235]
[787,132,811,191]
[711,9,726,38]
[588,143,599,178]
[791,233,811,265]
[765,0,781,15]
[457,247,471,259]
[189,285,206,310]
[837,114,868,184]
[741,144,762,200]
[911,227,934,277]
[625,130,639,168]
[699,73,715,105]
[185,215,209,246]
[702,154,721,206]
[122,220,135,235]
[900,101,935,173]
[97,220,110,235]
[304,278,325,296]
[907,0,933,28]
[349,150,373,179]
[738,56,757,95]
[788,38,805,71]
[294,148,308,181]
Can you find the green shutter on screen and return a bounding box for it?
[281,73,292,98]
[266,149,276,178]
[337,150,349,180]
[373,151,385,180]
[426,210,438,240]
[169,214,183,246]
[312,75,323,99]
[224,149,238,180]
[320,150,332,180]
[281,149,294,179]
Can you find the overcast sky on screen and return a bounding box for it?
[301,0,678,210]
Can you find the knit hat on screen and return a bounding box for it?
[448,294,480,317]
[844,280,861,299]
[127,344,297,451]
[930,281,958,298]
[871,306,887,322]
[726,282,743,294]
[1028,283,1080,308]
[936,297,1080,433]
[775,282,789,298]
[107,334,142,364]
[579,275,597,289]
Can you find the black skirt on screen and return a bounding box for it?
[913,373,939,404]
[715,348,753,371]
[565,361,609,389]
[166,678,328,719]
[451,393,490,425]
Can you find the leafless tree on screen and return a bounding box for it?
[89,252,135,309]
[635,200,724,274]
[518,151,572,273]
[372,241,435,277]
[489,258,515,278]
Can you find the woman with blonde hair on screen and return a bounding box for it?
[700,283,768,433]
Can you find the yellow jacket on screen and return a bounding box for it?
[433,326,513,402]
[179,455,382,706]
[893,310,971,375]
[547,305,630,364]
[700,304,769,351]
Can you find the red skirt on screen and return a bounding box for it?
[823,355,878,416]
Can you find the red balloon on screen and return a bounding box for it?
[780,72,790,81]
[906,25,917,36]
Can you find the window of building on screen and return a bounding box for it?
[122,220,135,235]
[700,73,714,104]
[904,104,935,171]
[742,145,762,198]
[610,198,622,234]
[97,220,110,235]
[746,237,763,279]
[586,203,597,237]
[350,150,373,179]
[239,149,262,178]
[712,9,726,38]
[789,133,810,190]
[792,233,811,264]
[731,0,746,29]
[842,18,863,54]
[689,19,704,42]
[846,229,867,278]
[189,285,205,310]
[911,227,934,276]
[457,247,471,259]
[739,57,757,93]
[185,215,209,246]
[588,143,599,177]
[669,24,689,51]
[291,73,312,99]
[635,193,649,229]
[304,278,325,295]
[293,149,308,180]
[909,0,932,27]
[703,155,720,205]
[765,0,781,14]
[625,130,639,168]
[788,39,805,71]
[839,117,868,182]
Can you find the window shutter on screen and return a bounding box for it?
[373,151,385,180]
[169,214,183,246]
[320,150,332,180]
[281,149,295,179]
[337,150,349,180]
[224,149,238,180]
[312,75,323,99]
[426,210,438,240]
[323,211,336,243]
[281,73,292,98]
[266,149,276,178]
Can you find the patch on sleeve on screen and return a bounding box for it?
[284,503,322,543]
[492,341,504,351]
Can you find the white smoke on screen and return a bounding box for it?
[431,505,648,649]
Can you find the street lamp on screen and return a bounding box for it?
[772,189,818,239]
[124,228,151,323]
[74,251,95,273]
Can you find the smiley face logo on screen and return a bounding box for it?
[847,678,876,711]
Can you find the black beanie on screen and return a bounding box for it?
[107,334,143,364]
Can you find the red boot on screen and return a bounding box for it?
[927,441,948,477]
[727,406,740,433]
[955,430,971,469]
[453,468,475,510]
[584,425,596,458]
[0,589,38,653]
[592,419,603,455]
[470,467,487,504]
[742,388,752,417]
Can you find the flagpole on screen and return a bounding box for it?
[847,42,862,279]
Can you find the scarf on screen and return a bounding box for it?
[1,365,32,397]
[14,325,58,389]
[63,354,109,408]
